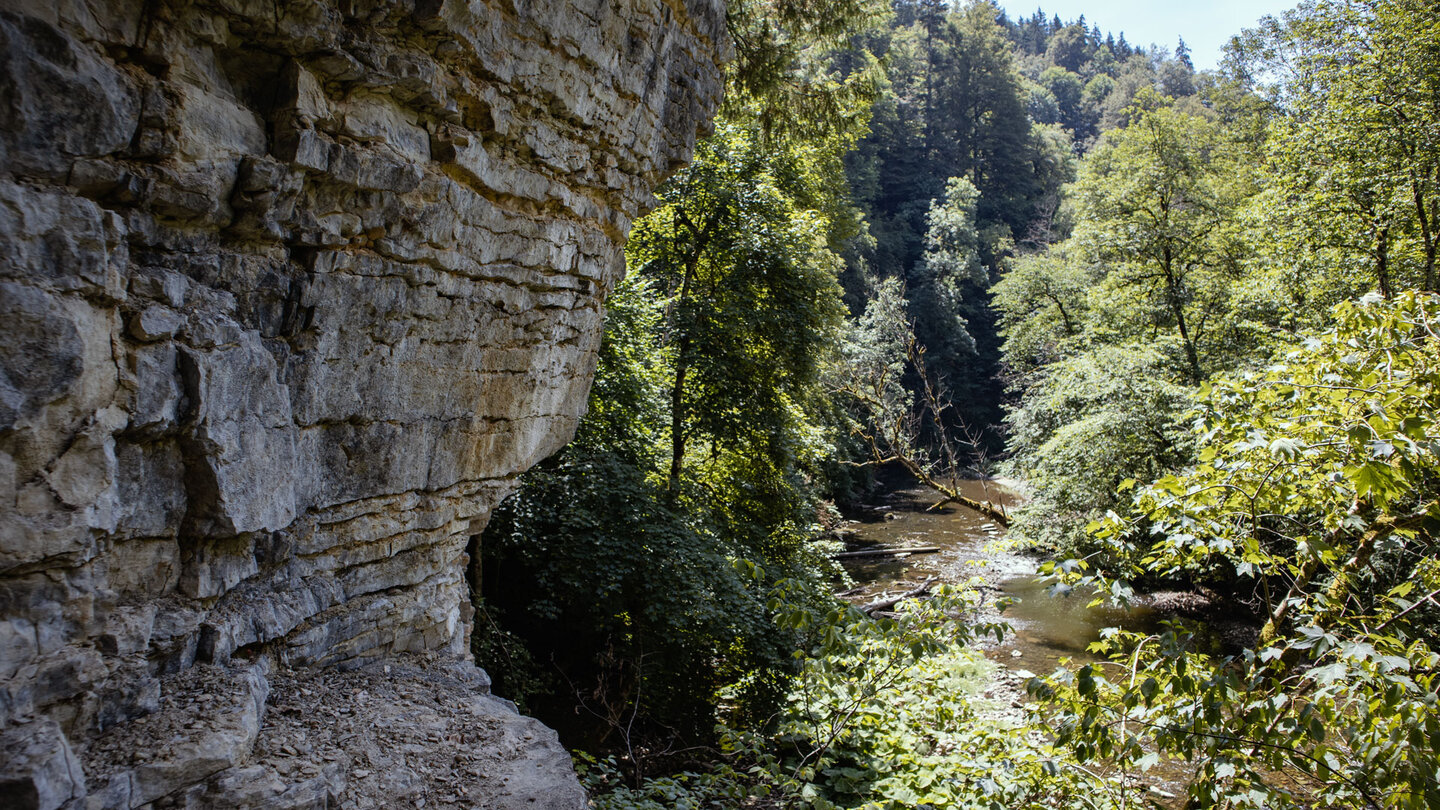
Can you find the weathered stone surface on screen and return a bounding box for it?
[0,717,86,810]
[181,654,588,810]
[0,0,727,805]
[79,663,269,807]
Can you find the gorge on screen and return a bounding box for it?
[0,0,729,806]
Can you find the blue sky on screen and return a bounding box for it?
[992,1,1299,69]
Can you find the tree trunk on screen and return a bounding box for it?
[1376,225,1392,299]
[894,448,1011,525]
[833,547,941,559]
[666,211,713,492]
[860,578,936,614]
[668,347,688,491]
[1174,303,1202,386]
[1412,175,1437,291]
[1258,505,1434,645]
[922,489,1010,525]
[1163,246,1202,385]
[1053,294,1075,334]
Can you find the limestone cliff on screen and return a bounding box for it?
[0,0,727,806]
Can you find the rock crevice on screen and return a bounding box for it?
[0,0,727,806]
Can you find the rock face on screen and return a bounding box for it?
[0,0,727,806]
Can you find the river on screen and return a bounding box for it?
[836,480,1161,675]
[836,480,1188,802]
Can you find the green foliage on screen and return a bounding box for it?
[469,601,550,715]
[480,110,858,763]
[847,1,1059,339]
[1022,77,1061,127]
[585,583,1114,810]
[930,2,1042,239]
[1035,293,1440,808]
[919,176,985,288]
[908,176,983,365]
[1232,0,1440,304]
[994,6,1440,807]
[628,117,851,527]
[725,0,889,144]
[1043,24,1089,74]
[853,0,1053,435]
[770,587,1074,810]
[575,272,671,463]
[992,247,1090,374]
[1003,10,1201,147]
[493,2,1440,808]
[995,96,1259,559]
[832,277,1015,522]
[482,446,786,744]
[837,276,913,438]
[847,1,1211,445]
[1037,66,1087,136]
[1071,92,1255,383]
[1002,345,1195,559]
[996,85,1272,561]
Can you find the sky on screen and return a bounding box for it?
[992,1,1299,69]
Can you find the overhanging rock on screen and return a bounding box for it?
[0,0,728,805]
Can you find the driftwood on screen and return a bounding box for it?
[922,492,1009,524]
[860,578,936,614]
[832,546,941,560]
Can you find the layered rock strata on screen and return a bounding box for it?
[0,0,727,806]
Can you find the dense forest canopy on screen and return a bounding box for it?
[477,1,1440,807]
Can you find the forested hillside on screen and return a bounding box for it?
[477,1,1440,807]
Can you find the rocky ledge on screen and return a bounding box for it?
[61,652,585,809]
[0,0,727,806]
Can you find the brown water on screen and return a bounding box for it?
[837,482,1188,801]
[837,480,1026,591]
[838,482,1160,675]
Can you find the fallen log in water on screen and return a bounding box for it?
[832,546,941,559]
[860,578,936,614]
[923,493,1010,525]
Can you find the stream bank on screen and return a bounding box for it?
[834,480,1163,675]
[833,480,1191,801]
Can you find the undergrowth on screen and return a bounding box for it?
[579,579,1120,809]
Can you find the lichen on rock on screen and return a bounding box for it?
[0,0,727,806]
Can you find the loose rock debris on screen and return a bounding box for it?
[76,653,585,809]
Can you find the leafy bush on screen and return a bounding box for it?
[1003,343,1195,560]
[481,450,789,747]
[1034,293,1440,809]
[585,582,1120,810]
